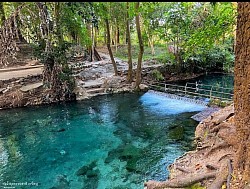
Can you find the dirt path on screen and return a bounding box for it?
[0,65,43,80]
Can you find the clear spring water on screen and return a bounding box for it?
[0,92,206,189]
[174,73,234,89]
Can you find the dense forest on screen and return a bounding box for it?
[0,2,236,73]
[0,2,250,189]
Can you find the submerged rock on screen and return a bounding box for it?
[119,144,141,161]
[59,150,66,155]
[76,160,97,176]
[50,128,66,133]
[50,174,70,189]
[86,169,99,178]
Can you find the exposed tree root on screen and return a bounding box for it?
[206,164,219,170]
[227,159,233,189]
[144,172,217,189]
[210,122,232,133]
[218,153,232,162]
[207,165,228,189]
[197,144,211,150]
[175,166,190,173]
[144,105,236,189]
[205,141,230,157]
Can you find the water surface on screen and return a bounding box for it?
[0,92,205,189]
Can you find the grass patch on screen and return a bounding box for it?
[112,45,172,64]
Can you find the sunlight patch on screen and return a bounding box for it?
[140,91,206,115]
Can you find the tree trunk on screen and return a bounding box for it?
[126,2,133,83]
[0,2,5,26]
[105,18,118,76]
[146,29,155,56]
[54,2,63,45]
[16,15,26,43]
[117,26,120,44]
[86,23,93,61]
[135,2,144,89]
[104,30,107,45]
[234,2,250,188]
[91,23,95,61]
[114,20,117,53]
[94,27,98,47]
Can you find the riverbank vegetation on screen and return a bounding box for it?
[0,2,236,73]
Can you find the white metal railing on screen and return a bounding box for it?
[148,82,234,101]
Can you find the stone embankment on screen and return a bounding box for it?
[71,52,163,100]
[0,52,162,109]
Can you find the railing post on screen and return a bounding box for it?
[210,86,213,99]
[165,84,167,92]
[185,82,187,95]
[195,81,198,92]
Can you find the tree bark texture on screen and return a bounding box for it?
[234,2,250,186]
[135,2,144,89]
[105,18,118,76]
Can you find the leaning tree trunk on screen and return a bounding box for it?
[126,2,133,83]
[135,2,144,89]
[105,18,118,76]
[233,2,250,188]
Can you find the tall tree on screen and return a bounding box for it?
[54,2,63,45]
[105,18,118,75]
[233,2,250,188]
[126,2,133,83]
[135,2,144,89]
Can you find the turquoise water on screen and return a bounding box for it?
[176,73,234,89]
[0,92,206,189]
[191,73,234,89]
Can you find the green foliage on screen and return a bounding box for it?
[184,44,235,73]
[151,69,164,81]
[61,3,91,46]
[155,2,236,72]
[3,2,237,76]
[113,45,169,63]
[32,40,75,92]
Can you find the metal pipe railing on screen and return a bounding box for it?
[148,81,234,102]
